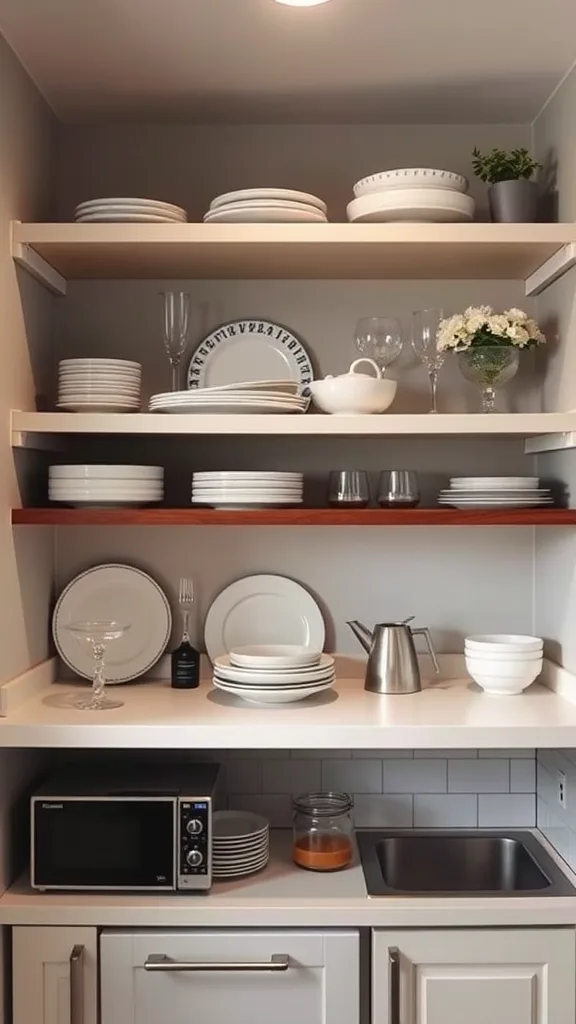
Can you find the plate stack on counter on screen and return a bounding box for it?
[191,471,303,509]
[438,476,554,509]
[149,380,308,415]
[203,188,328,223]
[74,197,188,223]
[212,811,270,880]
[212,645,335,705]
[57,359,142,413]
[347,167,475,222]
[48,465,164,508]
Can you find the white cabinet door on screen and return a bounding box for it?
[13,926,98,1024]
[101,929,359,1024]
[373,928,575,1024]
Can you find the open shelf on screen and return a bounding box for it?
[12,411,576,447]
[12,222,576,291]
[11,508,576,526]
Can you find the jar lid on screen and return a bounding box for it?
[292,792,353,816]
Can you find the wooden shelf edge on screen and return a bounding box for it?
[11,508,576,527]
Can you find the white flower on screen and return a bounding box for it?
[505,324,530,345]
[465,313,490,335]
[487,314,510,336]
[504,307,528,322]
[525,318,546,343]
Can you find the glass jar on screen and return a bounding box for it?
[292,792,354,872]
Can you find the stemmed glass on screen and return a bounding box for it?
[411,309,445,414]
[161,292,191,392]
[355,317,403,374]
[66,620,129,711]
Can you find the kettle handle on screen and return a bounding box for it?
[412,627,440,674]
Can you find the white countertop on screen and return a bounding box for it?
[2,664,576,748]
[4,831,576,928]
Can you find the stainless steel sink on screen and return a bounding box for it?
[357,830,576,897]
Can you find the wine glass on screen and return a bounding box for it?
[66,621,129,711]
[411,309,445,414]
[355,317,403,373]
[161,292,191,392]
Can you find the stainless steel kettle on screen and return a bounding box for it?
[347,620,439,694]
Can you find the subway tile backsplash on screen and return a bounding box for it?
[537,749,576,869]
[216,750,537,829]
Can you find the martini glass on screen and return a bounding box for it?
[66,621,129,711]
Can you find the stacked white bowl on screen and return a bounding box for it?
[57,359,142,413]
[191,471,304,509]
[465,634,544,695]
[49,465,164,508]
[348,167,475,223]
[212,811,270,879]
[212,645,335,704]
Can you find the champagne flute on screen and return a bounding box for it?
[161,292,191,392]
[411,309,445,414]
[66,620,129,711]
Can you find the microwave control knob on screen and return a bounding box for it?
[187,848,203,868]
[186,818,204,836]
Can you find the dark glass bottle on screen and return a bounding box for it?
[171,639,200,689]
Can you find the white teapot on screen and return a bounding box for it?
[309,359,398,415]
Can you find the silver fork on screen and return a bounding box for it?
[178,577,194,643]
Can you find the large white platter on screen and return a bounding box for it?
[53,563,172,683]
[186,319,313,393]
[204,574,325,662]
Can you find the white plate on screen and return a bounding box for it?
[192,485,302,494]
[214,835,269,849]
[51,499,161,508]
[76,213,185,223]
[50,465,163,479]
[59,389,141,398]
[213,863,269,877]
[193,473,303,481]
[214,856,269,870]
[76,204,186,217]
[227,646,325,669]
[205,573,324,662]
[347,189,474,223]
[204,206,327,224]
[59,358,142,368]
[438,501,554,509]
[449,477,539,488]
[210,189,327,213]
[76,197,186,215]
[57,403,140,413]
[152,402,305,415]
[50,486,163,496]
[151,393,306,406]
[195,380,300,395]
[353,168,468,197]
[53,564,172,683]
[212,679,333,704]
[187,319,313,393]
[213,810,269,839]
[214,672,335,690]
[57,396,141,405]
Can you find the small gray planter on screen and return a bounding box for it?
[488,179,538,223]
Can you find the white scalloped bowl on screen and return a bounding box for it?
[347,188,475,224]
[309,374,397,415]
[353,168,469,197]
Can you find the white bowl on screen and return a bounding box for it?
[467,673,539,696]
[465,656,542,681]
[347,189,474,224]
[353,168,469,197]
[465,634,543,653]
[310,361,397,415]
[464,648,543,662]
[50,465,163,480]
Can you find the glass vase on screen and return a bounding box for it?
[458,346,520,413]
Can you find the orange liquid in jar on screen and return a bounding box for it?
[293,834,353,871]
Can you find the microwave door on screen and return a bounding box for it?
[32,797,176,891]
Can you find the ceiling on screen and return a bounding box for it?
[0,0,575,124]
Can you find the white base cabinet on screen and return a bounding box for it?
[13,926,98,1024]
[373,928,576,1024]
[100,929,359,1024]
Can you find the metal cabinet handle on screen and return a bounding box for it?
[388,947,400,1024]
[70,945,85,1024]
[144,953,290,973]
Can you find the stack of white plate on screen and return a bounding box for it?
[204,189,328,224]
[74,197,187,223]
[438,477,553,509]
[348,167,474,223]
[149,384,308,415]
[212,811,270,879]
[49,465,164,508]
[213,646,335,705]
[57,359,142,413]
[192,472,303,510]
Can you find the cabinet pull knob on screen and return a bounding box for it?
[144,954,290,973]
[388,946,400,1024]
[70,945,85,1024]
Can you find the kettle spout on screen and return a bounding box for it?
[346,620,374,654]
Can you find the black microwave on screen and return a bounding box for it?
[31,763,222,892]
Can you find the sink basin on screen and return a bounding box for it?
[357,830,576,897]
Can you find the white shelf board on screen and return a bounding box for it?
[12,410,576,447]
[11,221,576,284]
[2,673,576,749]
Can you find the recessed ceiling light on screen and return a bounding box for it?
[274,0,333,6]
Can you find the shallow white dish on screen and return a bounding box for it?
[353,168,468,197]
[465,634,543,653]
[76,212,185,223]
[212,810,269,839]
[196,379,300,395]
[214,848,269,864]
[449,477,539,489]
[50,465,163,480]
[214,665,334,687]
[53,563,172,683]
[214,831,269,846]
[229,644,323,669]
[193,472,303,481]
[205,573,325,662]
[347,189,474,223]
[204,205,326,224]
[152,401,304,415]
[76,197,186,214]
[57,402,140,413]
[50,484,163,495]
[151,393,306,407]
[438,500,553,509]
[60,358,142,368]
[210,189,327,214]
[187,319,313,393]
[76,205,186,220]
[213,678,333,704]
[214,674,335,692]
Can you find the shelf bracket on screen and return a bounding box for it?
[525,431,576,454]
[525,243,576,297]
[11,222,66,296]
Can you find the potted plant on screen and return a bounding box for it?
[436,306,545,412]
[471,147,542,223]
